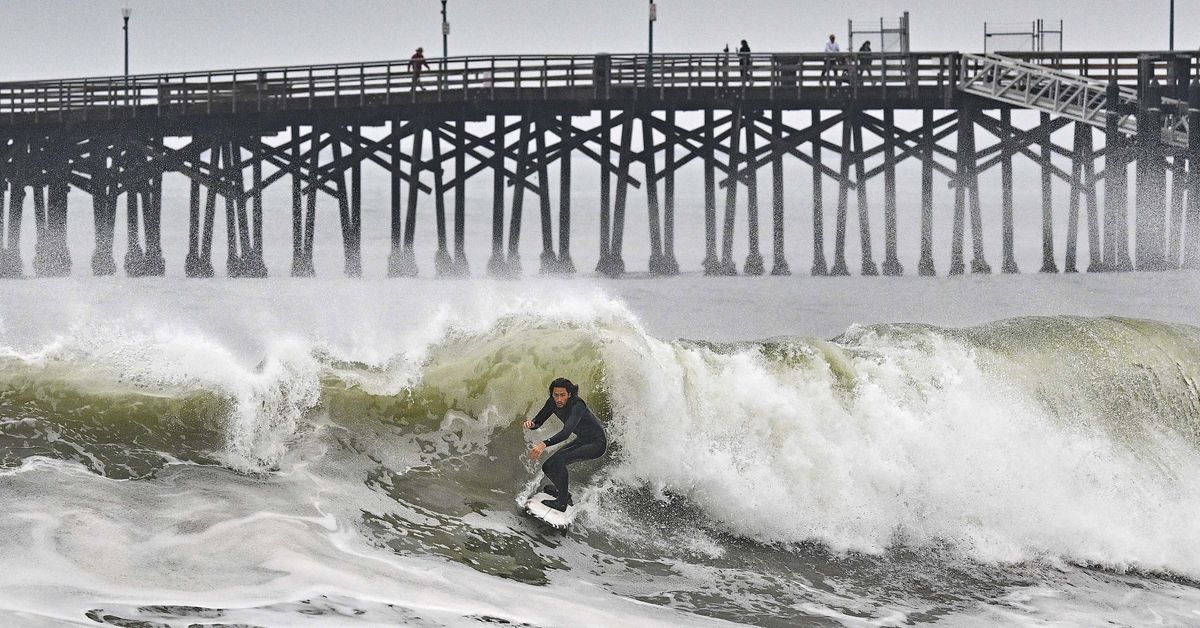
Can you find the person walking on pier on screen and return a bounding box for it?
[738,40,752,82]
[821,34,841,86]
[524,377,607,513]
[409,47,430,90]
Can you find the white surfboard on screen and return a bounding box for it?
[523,492,576,529]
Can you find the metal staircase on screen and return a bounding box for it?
[957,52,1188,148]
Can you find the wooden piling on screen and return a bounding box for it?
[812,109,828,275]
[719,107,742,275]
[770,108,790,275]
[557,114,575,273]
[831,113,851,276]
[1039,112,1058,273]
[702,109,720,274]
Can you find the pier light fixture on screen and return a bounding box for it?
[441,0,449,58]
[122,6,132,78]
[122,6,132,105]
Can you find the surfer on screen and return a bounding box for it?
[523,377,607,512]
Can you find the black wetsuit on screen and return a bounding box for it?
[531,396,607,503]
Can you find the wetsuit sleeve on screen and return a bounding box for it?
[542,402,584,447]
[530,398,554,428]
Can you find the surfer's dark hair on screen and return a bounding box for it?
[548,377,579,397]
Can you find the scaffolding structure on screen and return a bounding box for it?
[848,12,910,54]
[983,19,1063,54]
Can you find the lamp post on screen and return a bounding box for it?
[1169,0,1175,50]
[441,0,448,58]
[647,1,656,87]
[122,6,131,105]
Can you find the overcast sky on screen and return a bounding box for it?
[0,1,1196,81]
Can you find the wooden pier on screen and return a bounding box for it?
[0,49,1197,278]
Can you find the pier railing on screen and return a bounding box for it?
[0,51,1195,126]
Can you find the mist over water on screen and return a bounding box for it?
[1,277,1200,626]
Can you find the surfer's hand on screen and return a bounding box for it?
[529,441,547,460]
[523,419,535,430]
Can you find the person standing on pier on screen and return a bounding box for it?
[409,47,430,90]
[858,40,873,85]
[738,40,752,82]
[821,34,840,86]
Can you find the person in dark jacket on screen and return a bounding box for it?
[858,40,873,84]
[738,39,752,81]
[524,377,607,512]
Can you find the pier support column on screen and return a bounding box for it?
[965,110,990,274]
[432,124,454,277]
[1082,126,1102,272]
[228,142,259,278]
[719,107,742,275]
[918,109,936,276]
[556,115,576,274]
[488,114,508,276]
[702,109,720,274]
[770,109,790,275]
[33,179,71,277]
[831,113,852,276]
[398,122,423,277]
[601,114,632,277]
[292,127,315,277]
[505,115,531,276]
[31,185,48,274]
[122,152,147,276]
[1065,124,1085,273]
[145,167,167,276]
[221,144,244,277]
[243,141,265,277]
[91,151,118,277]
[0,174,8,277]
[1000,109,1019,273]
[744,112,765,275]
[661,110,679,275]
[1,179,25,277]
[881,109,902,275]
[1184,81,1200,269]
[596,110,613,274]
[387,120,415,277]
[346,128,364,278]
[1169,154,1186,269]
[1038,112,1059,273]
[1135,80,1167,270]
[852,112,878,276]
[1103,82,1132,271]
[811,109,828,275]
[642,113,666,274]
[949,111,969,276]
[186,149,207,277]
[453,117,470,275]
[535,118,557,274]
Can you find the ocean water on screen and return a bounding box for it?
[1,275,1200,627]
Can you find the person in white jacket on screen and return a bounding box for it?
[822,34,841,86]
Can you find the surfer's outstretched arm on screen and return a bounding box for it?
[543,401,584,447]
[524,398,554,430]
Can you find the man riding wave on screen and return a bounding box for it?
[524,377,607,512]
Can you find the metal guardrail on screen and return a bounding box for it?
[959,52,1189,148]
